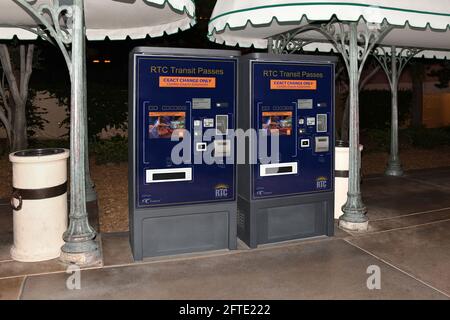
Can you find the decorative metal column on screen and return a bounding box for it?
[84,103,97,203]
[15,0,100,265]
[82,23,97,202]
[373,46,421,177]
[269,19,392,231]
[338,22,368,230]
[60,0,100,265]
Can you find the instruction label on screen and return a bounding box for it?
[159,76,216,88]
[270,79,317,90]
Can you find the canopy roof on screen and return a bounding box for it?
[0,0,196,40]
[209,0,450,58]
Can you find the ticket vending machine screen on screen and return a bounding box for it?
[133,55,237,207]
[251,61,334,199]
[148,112,186,139]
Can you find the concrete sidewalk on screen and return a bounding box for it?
[1,167,450,299]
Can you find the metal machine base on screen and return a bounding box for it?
[237,193,334,248]
[130,202,237,260]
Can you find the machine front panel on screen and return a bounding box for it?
[251,61,334,199]
[134,55,236,207]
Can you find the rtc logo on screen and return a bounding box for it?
[316,176,328,190]
[256,190,265,196]
[142,198,153,205]
[215,184,229,198]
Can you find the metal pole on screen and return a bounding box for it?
[339,22,368,231]
[385,46,403,176]
[82,24,97,202]
[60,0,100,266]
[84,101,97,202]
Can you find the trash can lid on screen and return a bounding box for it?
[335,140,349,148]
[13,148,66,157]
[9,148,69,163]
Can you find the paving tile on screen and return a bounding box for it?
[0,277,24,300]
[348,220,450,296]
[333,220,353,238]
[404,169,450,190]
[406,166,450,178]
[0,233,12,262]
[366,209,450,233]
[0,259,67,279]
[102,232,134,266]
[364,167,450,181]
[0,204,12,235]
[362,176,450,220]
[21,239,446,300]
[102,231,344,268]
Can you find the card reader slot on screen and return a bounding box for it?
[266,166,292,174]
[260,162,298,177]
[153,172,186,181]
[146,168,192,183]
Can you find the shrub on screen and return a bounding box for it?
[363,129,390,152]
[28,138,70,149]
[403,126,450,149]
[93,135,128,164]
[364,126,450,152]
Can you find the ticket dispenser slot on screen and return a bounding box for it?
[260,162,298,177]
[130,47,239,260]
[146,168,192,183]
[237,53,336,249]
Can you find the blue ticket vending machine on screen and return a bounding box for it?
[238,53,336,248]
[129,48,239,260]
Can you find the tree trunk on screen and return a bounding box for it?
[12,99,27,150]
[0,75,12,146]
[0,110,12,146]
[0,44,34,151]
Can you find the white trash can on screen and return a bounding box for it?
[334,142,363,219]
[9,148,69,262]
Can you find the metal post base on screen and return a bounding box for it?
[60,239,102,266]
[339,219,369,232]
[385,160,403,176]
[339,195,369,232]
